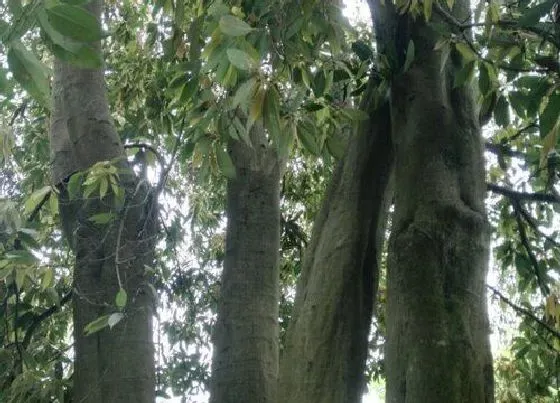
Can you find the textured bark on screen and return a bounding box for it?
[370,0,495,401]
[210,123,282,403]
[49,1,156,401]
[278,78,393,403]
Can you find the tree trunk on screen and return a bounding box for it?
[210,123,283,403]
[49,1,156,401]
[278,78,393,403]
[370,0,495,401]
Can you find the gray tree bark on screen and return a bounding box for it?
[49,1,156,401]
[210,122,283,403]
[369,0,495,401]
[278,78,393,403]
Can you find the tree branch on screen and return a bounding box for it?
[22,290,72,349]
[511,200,549,295]
[487,183,560,204]
[488,285,560,340]
[123,142,166,170]
[484,142,527,159]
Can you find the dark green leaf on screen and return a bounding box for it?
[219,15,254,37]
[45,5,103,42]
[227,48,256,71]
[518,0,554,26]
[264,86,282,144]
[453,60,475,88]
[7,41,51,108]
[297,122,320,155]
[115,288,127,309]
[478,62,491,96]
[494,95,510,128]
[216,146,236,179]
[351,40,373,62]
[539,92,560,138]
[326,136,346,159]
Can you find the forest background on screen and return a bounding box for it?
[0,0,560,401]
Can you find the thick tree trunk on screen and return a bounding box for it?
[278,78,393,403]
[49,1,156,401]
[371,1,495,401]
[210,123,282,403]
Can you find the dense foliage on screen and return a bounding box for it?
[0,0,559,401]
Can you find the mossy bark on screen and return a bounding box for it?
[369,0,495,400]
[278,78,393,403]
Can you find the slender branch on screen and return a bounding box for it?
[28,190,51,222]
[123,142,166,170]
[512,200,549,295]
[156,118,186,195]
[518,206,560,248]
[9,101,27,126]
[484,142,527,159]
[21,290,72,349]
[488,285,560,340]
[434,2,560,47]
[487,183,560,204]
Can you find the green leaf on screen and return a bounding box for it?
[41,267,54,290]
[297,122,321,155]
[37,9,82,54]
[453,60,475,88]
[108,312,124,329]
[478,62,491,96]
[67,172,83,199]
[541,120,559,166]
[216,146,236,179]
[488,1,500,23]
[7,41,51,108]
[84,314,109,335]
[15,268,27,290]
[423,0,433,20]
[264,86,281,144]
[45,5,103,42]
[341,108,369,121]
[24,186,51,215]
[403,40,415,72]
[518,0,554,26]
[5,250,37,266]
[539,92,560,139]
[99,177,108,198]
[326,135,346,159]
[115,288,127,309]
[234,116,252,147]
[248,85,265,130]
[351,40,373,61]
[509,91,528,119]
[232,77,257,109]
[454,42,477,63]
[227,48,256,71]
[219,15,254,37]
[88,212,115,224]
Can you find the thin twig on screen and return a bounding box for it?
[123,143,166,169]
[512,199,549,295]
[484,142,527,159]
[488,285,560,339]
[22,291,72,349]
